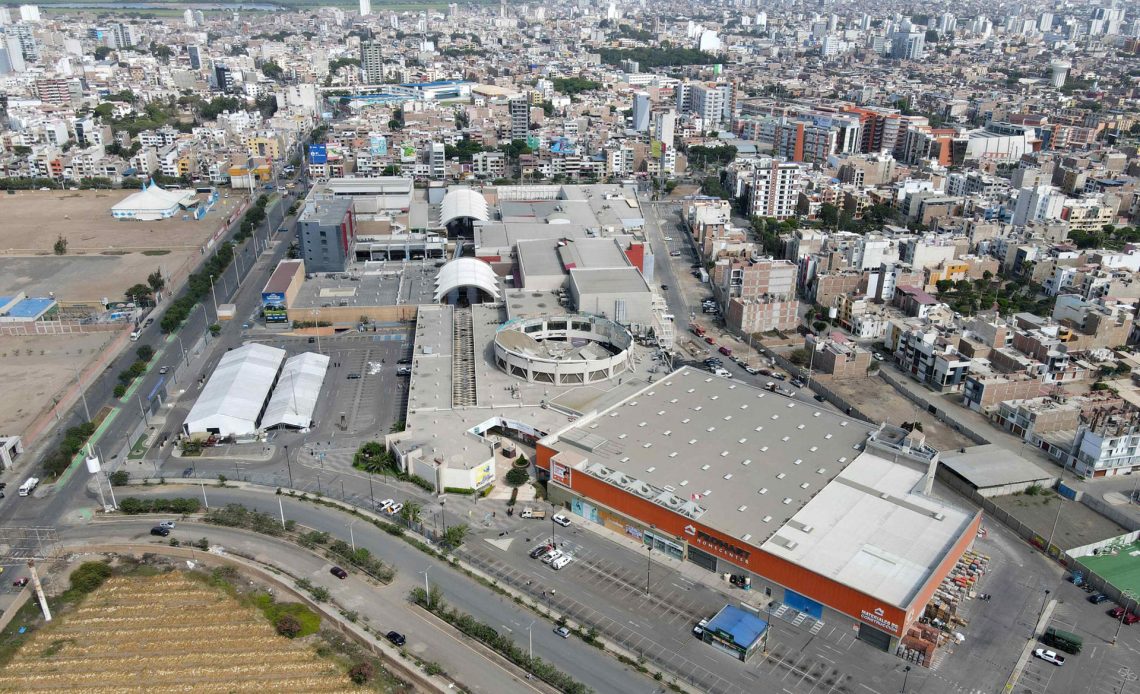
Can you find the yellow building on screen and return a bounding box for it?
[247,136,283,160]
[925,261,970,291]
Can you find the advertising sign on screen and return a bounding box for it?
[472,461,495,488]
[308,144,328,164]
[551,459,572,486]
[400,144,417,162]
[261,291,286,307]
[370,134,388,156]
[264,307,289,323]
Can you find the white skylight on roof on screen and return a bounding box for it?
[793,459,802,465]
[783,498,792,505]
[813,412,821,417]
[838,456,847,462]
[720,451,729,457]
[629,401,638,407]
[810,446,818,452]
[738,438,747,444]
[657,411,665,416]
[682,418,691,424]
[664,430,672,436]
[742,533,752,542]
[706,426,716,432]
[609,412,619,417]
[817,468,826,474]
[737,505,747,512]
[724,474,733,480]
[761,446,769,452]
[680,479,688,486]
[787,402,795,408]
[755,426,763,432]
[694,406,703,411]
[797,424,805,430]
[825,433,832,439]
[701,464,710,470]
[759,487,768,494]
[740,404,748,410]
[771,414,779,420]
[703,489,712,496]
[646,466,656,472]
[710,395,719,400]
[642,442,652,448]
[687,388,695,393]
[776,472,785,479]
[620,457,629,463]
[782,436,790,442]
[742,459,751,466]
[763,515,772,523]
[669,452,678,458]
[670,398,678,404]
[689,438,697,444]
[639,422,647,427]
[619,433,627,439]
[800,482,810,489]
[841,421,848,426]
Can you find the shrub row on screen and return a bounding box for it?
[203,503,283,535]
[41,421,97,479]
[118,497,201,514]
[160,242,235,333]
[326,539,395,583]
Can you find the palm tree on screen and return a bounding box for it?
[400,501,423,524]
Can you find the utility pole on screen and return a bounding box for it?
[73,365,91,422]
[284,445,293,489]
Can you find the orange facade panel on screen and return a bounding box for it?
[905,511,983,625]
[541,444,921,636]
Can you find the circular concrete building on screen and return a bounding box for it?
[494,315,633,385]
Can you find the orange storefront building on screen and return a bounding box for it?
[534,368,982,651]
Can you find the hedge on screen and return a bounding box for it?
[117,497,201,515]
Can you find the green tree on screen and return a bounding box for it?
[124,283,152,305]
[260,60,284,80]
[275,613,302,638]
[505,466,530,487]
[147,270,165,294]
[788,348,809,366]
[399,500,423,524]
[135,344,154,362]
[442,524,469,548]
[53,235,69,255]
[93,46,114,60]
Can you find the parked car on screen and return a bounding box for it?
[1127,612,1140,625]
[1089,593,1111,604]
[554,626,570,638]
[660,284,669,291]
[552,513,571,527]
[386,631,406,646]
[159,366,169,375]
[12,577,28,588]
[150,526,170,537]
[158,520,176,529]
[704,336,715,345]
[1033,649,1065,666]
[378,498,395,512]
[790,378,805,388]
[771,373,786,381]
[397,367,411,376]
[530,544,553,559]
[541,550,564,565]
[692,618,709,637]
[745,366,760,375]
[330,566,348,579]
[552,555,573,570]
[397,357,412,364]
[814,394,826,403]
[346,373,361,379]
[387,502,404,515]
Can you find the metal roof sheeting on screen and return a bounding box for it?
[261,352,331,430]
[184,343,285,437]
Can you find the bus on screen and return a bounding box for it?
[18,477,39,496]
[1042,626,1082,654]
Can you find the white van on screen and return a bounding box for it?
[129,329,142,341]
[551,555,573,570]
[18,477,39,496]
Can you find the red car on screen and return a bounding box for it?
[12,578,28,587]
[704,336,715,345]
[1127,613,1140,625]
[1108,607,1140,623]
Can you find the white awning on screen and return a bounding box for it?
[439,188,490,226]
[433,257,500,302]
[261,352,330,430]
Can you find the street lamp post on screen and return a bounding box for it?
[176,334,189,367]
[347,520,356,553]
[209,274,219,317]
[1035,589,1051,637]
[73,365,91,422]
[283,445,293,489]
[368,472,375,508]
[1113,590,1136,645]
[901,665,911,693]
[527,619,535,661]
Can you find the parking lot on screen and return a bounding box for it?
[460,521,927,694]
[248,328,413,438]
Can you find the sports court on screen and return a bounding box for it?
[1077,539,1140,596]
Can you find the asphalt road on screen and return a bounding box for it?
[112,485,661,694]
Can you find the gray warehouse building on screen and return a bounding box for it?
[298,198,357,273]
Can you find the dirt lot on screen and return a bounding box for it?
[0,189,241,302]
[817,372,977,451]
[0,332,115,433]
[0,572,354,692]
[990,489,1128,550]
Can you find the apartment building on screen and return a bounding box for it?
[894,328,972,390]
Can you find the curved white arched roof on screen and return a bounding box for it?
[433,257,501,302]
[439,188,490,227]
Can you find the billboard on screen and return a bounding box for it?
[261,291,286,307]
[264,307,289,323]
[370,134,388,156]
[400,144,416,162]
[308,143,328,164]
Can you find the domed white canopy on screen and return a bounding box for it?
[433,257,500,302]
[439,188,489,227]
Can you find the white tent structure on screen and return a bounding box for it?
[433,257,501,302]
[111,181,197,221]
[261,352,330,430]
[439,188,490,227]
[184,343,285,437]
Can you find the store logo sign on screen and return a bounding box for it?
[684,524,696,536]
[694,529,751,562]
[860,608,900,634]
[551,461,571,486]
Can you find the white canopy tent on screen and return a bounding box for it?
[183,343,285,437]
[261,352,331,430]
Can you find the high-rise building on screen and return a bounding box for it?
[726,158,805,220]
[0,7,11,25]
[188,45,202,70]
[213,64,234,92]
[889,31,925,60]
[183,8,195,27]
[10,24,37,62]
[360,40,383,83]
[631,91,650,132]
[298,199,357,274]
[509,95,530,142]
[111,23,138,49]
[430,142,446,178]
[0,35,25,73]
[653,110,676,150]
[359,0,371,16]
[18,4,40,22]
[676,82,733,133]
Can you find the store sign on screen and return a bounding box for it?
[624,525,643,540]
[695,529,751,562]
[473,461,494,488]
[860,607,900,635]
[552,460,571,486]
